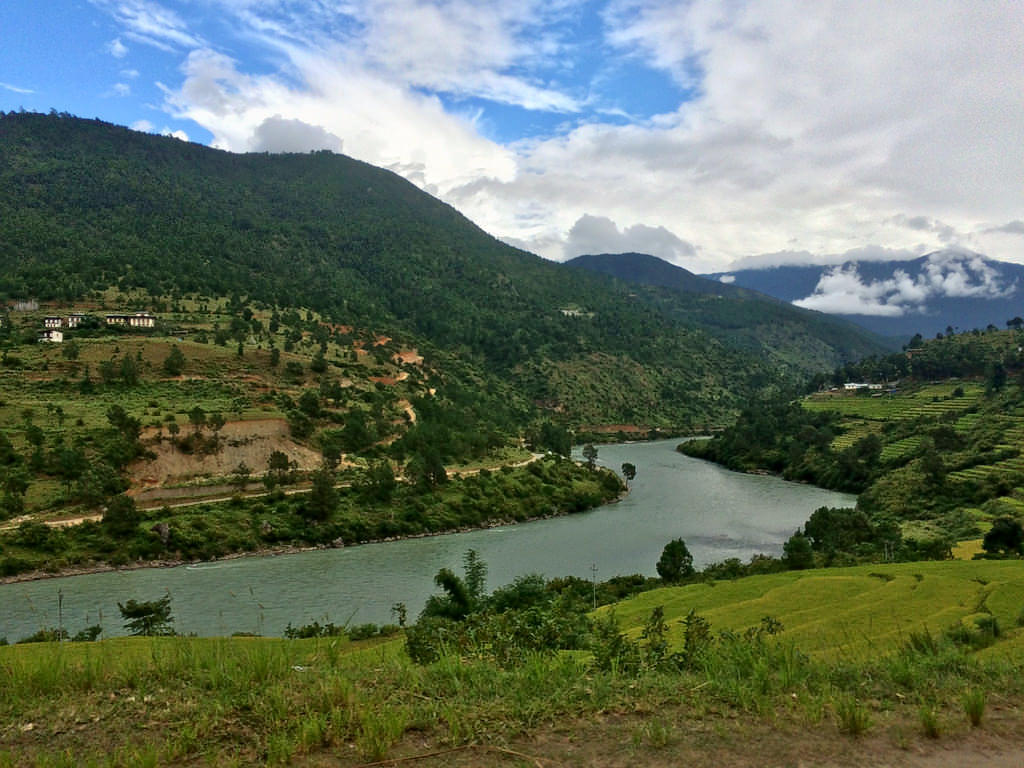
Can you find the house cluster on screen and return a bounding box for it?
[843,382,885,391]
[37,311,157,343]
[104,312,157,329]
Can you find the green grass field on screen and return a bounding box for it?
[605,560,1024,660]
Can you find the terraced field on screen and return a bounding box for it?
[949,419,1024,484]
[608,559,1024,660]
[804,382,983,423]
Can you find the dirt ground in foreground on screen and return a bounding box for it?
[306,705,1024,768]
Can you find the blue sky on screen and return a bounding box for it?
[2,1,1023,274]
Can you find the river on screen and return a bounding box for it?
[0,440,855,640]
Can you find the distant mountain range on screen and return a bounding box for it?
[566,253,897,366]
[707,251,1024,340]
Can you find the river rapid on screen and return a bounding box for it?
[0,440,855,639]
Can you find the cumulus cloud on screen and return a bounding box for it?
[131,119,155,132]
[111,83,131,97]
[157,126,189,141]
[107,38,129,58]
[162,47,517,193]
[794,267,911,316]
[90,0,1024,269]
[718,274,735,284]
[563,214,698,265]
[250,116,343,153]
[793,251,1017,316]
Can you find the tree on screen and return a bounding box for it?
[358,460,396,501]
[231,462,252,493]
[162,346,185,376]
[621,462,637,482]
[106,405,141,442]
[188,406,206,434]
[408,448,447,488]
[270,347,280,367]
[304,466,337,521]
[463,549,487,606]
[983,516,1023,556]
[656,538,694,582]
[118,594,175,636]
[782,531,815,570]
[582,443,598,469]
[265,450,293,489]
[103,494,141,537]
[1008,317,1024,331]
[207,412,226,438]
[986,361,1007,393]
[119,354,139,386]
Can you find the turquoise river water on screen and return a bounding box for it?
[0,440,855,639]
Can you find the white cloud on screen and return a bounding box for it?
[718,274,735,284]
[87,0,1024,270]
[131,119,155,132]
[793,251,1017,316]
[162,47,517,193]
[563,214,701,267]
[250,116,343,153]
[108,38,129,58]
[91,0,203,51]
[0,81,34,94]
[729,245,920,270]
[121,69,140,79]
[112,83,131,97]
[160,126,189,141]
[794,267,911,317]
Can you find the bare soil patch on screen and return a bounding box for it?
[129,418,322,489]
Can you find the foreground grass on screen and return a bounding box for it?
[3,561,1024,766]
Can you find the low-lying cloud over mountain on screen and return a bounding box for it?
[793,251,1017,317]
[711,250,1024,339]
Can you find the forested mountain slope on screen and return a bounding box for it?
[0,112,883,427]
[567,252,895,372]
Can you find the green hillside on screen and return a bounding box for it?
[682,327,1024,560]
[568,251,896,373]
[0,112,887,429]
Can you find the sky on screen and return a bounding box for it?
[2,0,1023,278]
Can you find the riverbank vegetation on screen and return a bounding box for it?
[681,327,1024,565]
[3,558,1024,766]
[0,456,622,580]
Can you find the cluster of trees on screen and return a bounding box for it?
[0,456,624,577]
[680,396,881,494]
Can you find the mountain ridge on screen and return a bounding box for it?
[708,250,1024,340]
